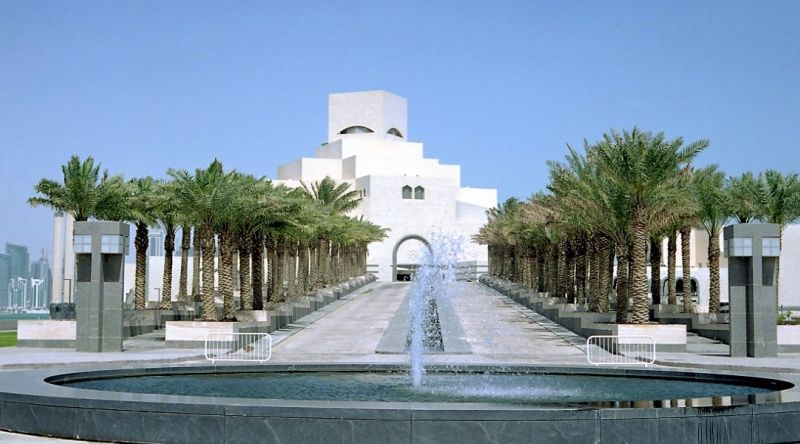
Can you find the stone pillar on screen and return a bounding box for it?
[74,221,129,352]
[724,223,780,358]
[63,213,75,303]
[51,212,65,304]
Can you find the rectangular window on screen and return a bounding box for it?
[73,235,92,253]
[762,237,781,257]
[729,237,752,257]
[101,235,123,254]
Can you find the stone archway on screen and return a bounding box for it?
[392,235,432,281]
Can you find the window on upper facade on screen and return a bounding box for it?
[402,186,412,199]
[414,186,425,200]
[339,126,374,134]
[387,128,404,138]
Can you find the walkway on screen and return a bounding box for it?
[268,281,589,365]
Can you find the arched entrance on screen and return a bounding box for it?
[392,235,432,281]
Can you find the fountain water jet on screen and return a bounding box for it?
[407,233,462,386]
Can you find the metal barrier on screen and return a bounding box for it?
[586,335,656,366]
[205,332,272,363]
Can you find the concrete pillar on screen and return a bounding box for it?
[724,223,780,358]
[74,221,129,352]
[51,212,64,303]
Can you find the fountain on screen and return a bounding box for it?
[0,236,799,442]
[407,233,461,386]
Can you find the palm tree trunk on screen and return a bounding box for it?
[667,231,677,305]
[488,245,496,276]
[536,253,545,292]
[566,246,576,302]
[160,227,175,310]
[252,235,264,310]
[177,226,190,304]
[299,243,309,295]
[708,230,721,314]
[615,242,629,323]
[680,225,692,312]
[630,213,649,324]
[589,239,600,311]
[556,245,567,298]
[315,238,326,288]
[200,224,216,321]
[239,234,253,310]
[287,243,298,299]
[649,237,662,305]
[192,226,202,303]
[268,239,280,302]
[598,235,611,313]
[134,222,149,310]
[576,240,587,305]
[219,231,236,321]
[267,238,278,302]
[309,243,318,290]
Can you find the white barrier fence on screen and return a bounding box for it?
[586,335,656,366]
[205,332,273,364]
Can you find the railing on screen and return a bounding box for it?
[586,335,656,366]
[205,332,273,364]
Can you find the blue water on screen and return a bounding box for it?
[63,372,773,404]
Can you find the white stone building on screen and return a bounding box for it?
[275,90,497,282]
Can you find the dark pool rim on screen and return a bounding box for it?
[1,363,799,444]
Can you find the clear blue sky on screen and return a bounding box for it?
[2,1,799,260]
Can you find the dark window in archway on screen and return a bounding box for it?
[339,126,374,134]
[387,128,403,138]
[414,186,425,200]
[402,185,412,199]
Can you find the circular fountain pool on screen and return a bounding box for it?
[1,364,798,444]
[58,368,781,405]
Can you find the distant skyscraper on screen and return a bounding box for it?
[5,243,29,281]
[30,250,51,308]
[0,254,10,308]
[4,244,30,309]
[148,229,164,257]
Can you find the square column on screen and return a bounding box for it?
[73,221,129,352]
[724,223,780,358]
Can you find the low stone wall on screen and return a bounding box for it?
[778,325,800,352]
[480,276,687,351]
[165,275,376,348]
[651,306,731,344]
[17,320,76,348]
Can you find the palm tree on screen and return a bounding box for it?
[758,170,800,306]
[155,180,183,310]
[169,160,227,321]
[692,165,730,313]
[126,177,160,310]
[727,172,763,223]
[588,128,707,323]
[29,155,127,221]
[301,177,363,288]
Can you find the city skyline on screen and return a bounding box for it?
[2,1,800,259]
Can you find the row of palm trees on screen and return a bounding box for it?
[475,128,800,324]
[29,156,387,321]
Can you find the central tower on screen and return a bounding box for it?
[328,91,408,143]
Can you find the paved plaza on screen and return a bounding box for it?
[1,280,800,442]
